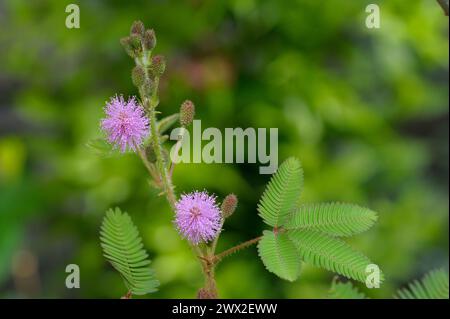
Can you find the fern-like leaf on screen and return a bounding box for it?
[257,230,301,281]
[285,203,378,237]
[395,269,449,299]
[287,229,379,283]
[100,208,159,295]
[258,157,303,227]
[329,278,367,299]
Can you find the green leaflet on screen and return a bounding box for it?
[257,157,303,227]
[287,229,377,283]
[100,208,159,296]
[395,269,449,299]
[284,203,378,237]
[329,278,367,299]
[257,230,301,282]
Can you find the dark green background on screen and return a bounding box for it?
[0,0,448,298]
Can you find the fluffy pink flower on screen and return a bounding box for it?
[175,191,221,245]
[101,95,149,152]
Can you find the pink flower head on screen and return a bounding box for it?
[175,191,221,245]
[101,95,149,152]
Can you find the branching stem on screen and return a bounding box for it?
[131,38,260,299]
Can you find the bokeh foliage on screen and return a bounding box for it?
[0,0,448,298]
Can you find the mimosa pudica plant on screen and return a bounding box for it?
[91,20,384,299]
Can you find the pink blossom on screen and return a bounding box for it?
[175,191,221,245]
[101,95,149,152]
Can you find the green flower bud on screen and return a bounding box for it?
[151,55,166,77]
[143,29,156,51]
[130,20,145,37]
[221,194,238,218]
[120,36,135,58]
[129,34,143,56]
[120,35,143,58]
[131,65,146,87]
[179,100,195,126]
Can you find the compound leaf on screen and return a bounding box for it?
[100,208,159,296]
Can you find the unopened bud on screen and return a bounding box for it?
[179,100,195,126]
[130,20,145,37]
[120,36,135,58]
[129,34,142,56]
[132,65,146,87]
[120,35,143,58]
[151,55,166,77]
[221,194,238,218]
[143,29,156,51]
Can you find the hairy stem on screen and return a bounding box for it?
[135,53,177,210]
[148,105,177,210]
[210,218,224,255]
[134,52,212,297]
[136,146,163,188]
[213,236,262,264]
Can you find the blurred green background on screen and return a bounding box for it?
[0,0,448,298]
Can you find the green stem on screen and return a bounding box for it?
[133,49,210,297]
[135,52,176,211]
[210,218,224,255]
[148,105,177,210]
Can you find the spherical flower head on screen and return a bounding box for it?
[175,191,221,245]
[101,95,149,153]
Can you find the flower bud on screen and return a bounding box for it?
[131,65,146,87]
[151,54,166,77]
[143,29,156,51]
[179,100,195,126]
[130,20,145,37]
[120,35,143,58]
[129,34,143,56]
[120,36,135,58]
[221,194,238,218]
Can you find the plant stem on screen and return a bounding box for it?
[213,236,262,264]
[136,146,162,187]
[210,218,224,255]
[148,105,177,210]
[135,52,177,211]
[133,50,211,297]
